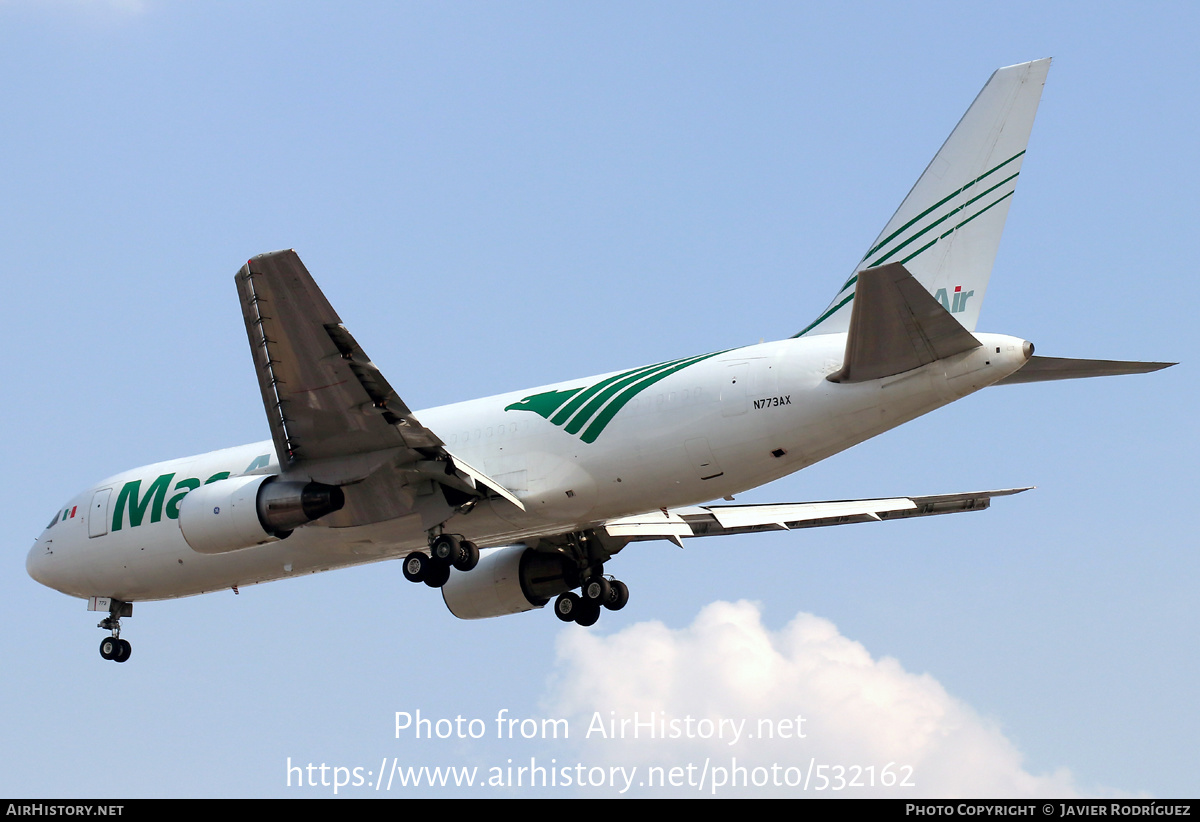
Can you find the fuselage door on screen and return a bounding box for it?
[88,488,112,538]
[721,363,749,417]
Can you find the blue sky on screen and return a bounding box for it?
[2,1,1195,798]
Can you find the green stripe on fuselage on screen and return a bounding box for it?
[579,351,724,443]
[563,357,696,435]
[505,350,727,443]
[549,359,678,426]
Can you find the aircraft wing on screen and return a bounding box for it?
[237,249,442,467]
[602,488,1031,546]
[235,250,524,510]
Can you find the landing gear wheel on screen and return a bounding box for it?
[574,602,601,627]
[603,580,630,611]
[582,576,611,605]
[402,552,428,583]
[453,540,480,572]
[113,639,132,663]
[99,637,118,660]
[554,592,582,622]
[423,560,451,589]
[430,534,461,565]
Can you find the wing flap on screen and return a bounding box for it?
[442,451,527,512]
[707,497,916,528]
[603,510,692,540]
[603,488,1031,542]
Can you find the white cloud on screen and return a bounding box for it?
[544,600,1087,797]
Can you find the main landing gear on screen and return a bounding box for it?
[402,533,480,589]
[553,574,630,627]
[542,531,630,627]
[97,600,132,663]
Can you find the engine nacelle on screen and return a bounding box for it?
[178,474,345,555]
[441,546,575,619]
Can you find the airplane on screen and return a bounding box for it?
[27,58,1172,663]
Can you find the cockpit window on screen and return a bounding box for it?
[46,506,77,530]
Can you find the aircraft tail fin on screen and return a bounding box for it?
[828,262,980,383]
[799,58,1051,338]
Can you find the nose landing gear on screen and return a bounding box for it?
[97,599,132,663]
[99,635,131,663]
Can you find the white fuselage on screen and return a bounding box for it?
[26,332,1030,603]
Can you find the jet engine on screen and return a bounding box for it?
[177,474,344,554]
[441,546,575,619]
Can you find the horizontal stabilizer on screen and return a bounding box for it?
[603,488,1031,543]
[830,263,981,383]
[995,356,1175,385]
